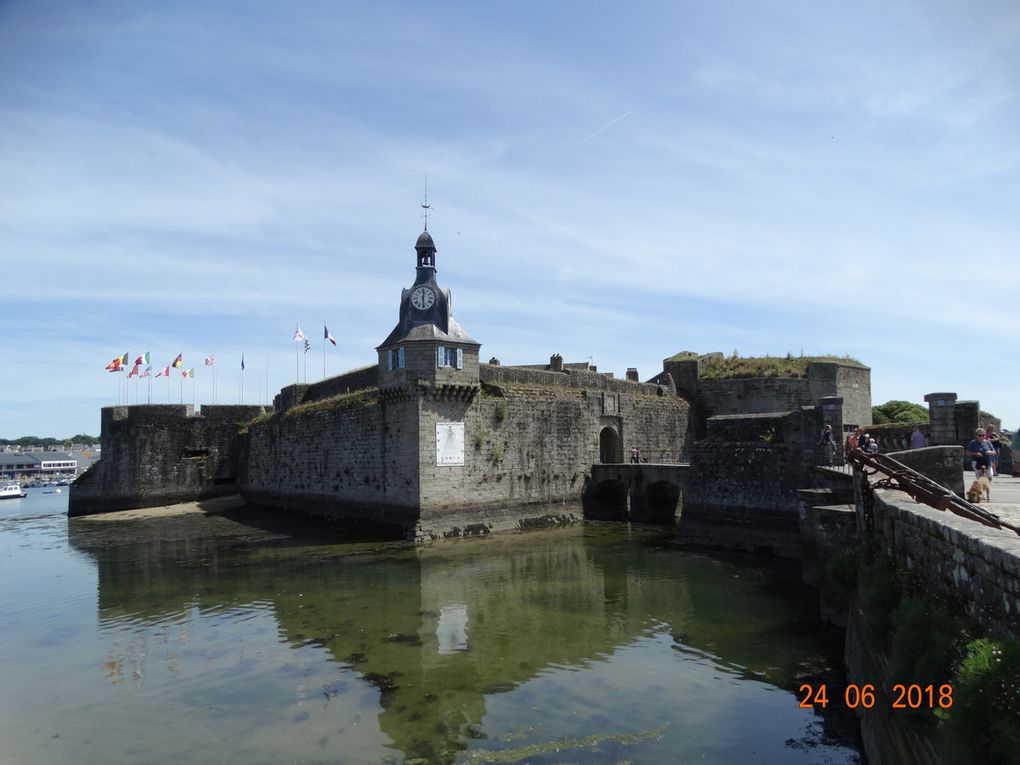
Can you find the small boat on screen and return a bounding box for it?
[0,482,27,500]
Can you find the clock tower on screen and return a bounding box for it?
[376,227,481,395]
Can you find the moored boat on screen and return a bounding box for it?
[0,482,27,500]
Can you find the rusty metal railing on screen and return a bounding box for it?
[846,448,1020,538]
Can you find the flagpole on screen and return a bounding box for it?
[323,321,326,380]
[180,374,183,405]
[266,353,270,408]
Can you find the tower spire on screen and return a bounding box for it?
[421,176,430,231]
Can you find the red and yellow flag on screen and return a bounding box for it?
[105,352,128,372]
[172,353,183,369]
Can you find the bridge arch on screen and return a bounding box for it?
[634,480,682,525]
[599,426,623,464]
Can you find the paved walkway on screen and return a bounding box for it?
[960,470,1020,529]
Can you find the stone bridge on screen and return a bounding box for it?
[585,463,692,524]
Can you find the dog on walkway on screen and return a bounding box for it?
[967,467,991,503]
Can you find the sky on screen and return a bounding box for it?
[1,0,1018,439]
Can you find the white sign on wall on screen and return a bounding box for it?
[436,422,465,466]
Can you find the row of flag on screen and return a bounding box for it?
[103,324,338,374]
[105,352,196,378]
[294,324,337,350]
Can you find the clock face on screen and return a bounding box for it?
[411,286,436,310]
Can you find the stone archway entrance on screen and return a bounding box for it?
[599,426,622,464]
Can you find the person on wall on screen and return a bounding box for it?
[988,432,1001,477]
[818,424,835,465]
[966,428,996,481]
[910,426,927,449]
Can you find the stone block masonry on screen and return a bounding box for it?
[240,388,421,530]
[867,488,1020,640]
[69,404,266,516]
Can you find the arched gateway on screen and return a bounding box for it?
[599,426,622,464]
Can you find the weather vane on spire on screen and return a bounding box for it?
[421,176,430,230]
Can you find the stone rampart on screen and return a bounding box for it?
[69,404,267,515]
[238,375,690,539]
[677,407,825,557]
[240,389,421,529]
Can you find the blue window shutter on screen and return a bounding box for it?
[456,348,463,369]
[437,346,445,368]
[387,350,393,370]
[398,347,405,368]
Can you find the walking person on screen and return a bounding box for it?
[910,426,927,449]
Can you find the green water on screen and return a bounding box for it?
[0,490,859,764]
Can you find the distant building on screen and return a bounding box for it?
[0,451,80,478]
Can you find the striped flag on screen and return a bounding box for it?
[324,325,336,346]
[127,363,141,378]
[105,352,128,372]
[135,352,150,366]
[182,368,194,378]
[172,353,183,369]
[205,355,216,366]
[140,366,151,378]
[155,366,170,378]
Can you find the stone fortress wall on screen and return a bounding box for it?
[69,404,266,516]
[658,353,871,437]
[235,361,689,540]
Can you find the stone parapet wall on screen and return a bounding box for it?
[482,364,663,396]
[883,446,964,495]
[274,366,378,412]
[868,488,1020,640]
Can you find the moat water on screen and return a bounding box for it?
[1,489,861,764]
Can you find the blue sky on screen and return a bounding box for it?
[1,0,1018,438]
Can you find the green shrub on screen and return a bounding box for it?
[943,638,1020,764]
[890,597,962,686]
[824,545,862,593]
[494,400,507,423]
[857,554,900,644]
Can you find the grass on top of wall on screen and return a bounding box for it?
[667,351,865,379]
[238,389,379,432]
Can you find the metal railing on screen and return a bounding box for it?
[846,448,1020,538]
